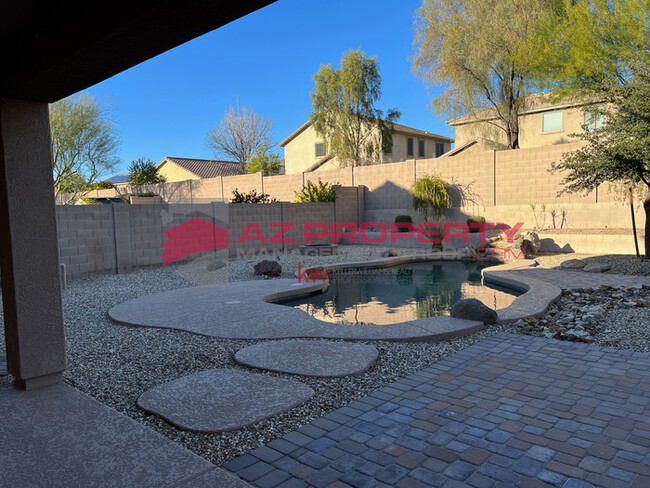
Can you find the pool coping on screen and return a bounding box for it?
[297,254,562,325]
[109,254,561,341]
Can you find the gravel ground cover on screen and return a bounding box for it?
[2,244,649,467]
[534,252,650,275]
[0,245,513,466]
[513,285,650,351]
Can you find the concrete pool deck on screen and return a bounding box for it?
[108,255,562,341]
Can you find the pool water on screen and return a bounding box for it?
[281,261,519,325]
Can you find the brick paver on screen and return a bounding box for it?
[225,333,650,487]
[514,268,650,290]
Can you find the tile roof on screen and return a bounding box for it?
[161,157,244,178]
[280,120,453,147]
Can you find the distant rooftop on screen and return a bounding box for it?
[107,173,130,184]
[160,157,244,179]
[280,120,454,147]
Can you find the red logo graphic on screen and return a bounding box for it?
[162,218,229,267]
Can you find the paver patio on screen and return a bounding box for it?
[225,332,650,488]
[513,268,650,290]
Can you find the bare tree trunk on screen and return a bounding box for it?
[644,196,650,258]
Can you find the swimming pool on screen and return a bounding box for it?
[280,261,519,325]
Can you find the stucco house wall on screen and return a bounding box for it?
[157,160,198,182]
[282,121,453,174]
[450,98,597,151]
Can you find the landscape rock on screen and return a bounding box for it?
[137,369,314,432]
[450,298,498,325]
[513,231,541,257]
[235,340,379,377]
[561,258,587,269]
[583,263,611,273]
[254,260,282,277]
[381,248,398,258]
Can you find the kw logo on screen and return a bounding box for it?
[297,262,331,283]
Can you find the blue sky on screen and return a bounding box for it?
[84,0,450,174]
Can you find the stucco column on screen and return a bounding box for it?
[0,99,67,390]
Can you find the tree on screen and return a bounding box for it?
[206,103,274,171]
[50,94,120,199]
[127,158,166,186]
[412,0,561,149]
[527,0,649,95]
[528,0,650,254]
[310,49,401,167]
[410,174,451,221]
[551,67,650,255]
[247,146,282,175]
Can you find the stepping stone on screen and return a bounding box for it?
[583,263,611,273]
[561,258,586,269]
[137,369,313,432]
[235,340,379,377]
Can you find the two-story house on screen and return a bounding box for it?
[444,93,604,157]
[280,120,454,174]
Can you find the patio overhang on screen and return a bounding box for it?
[1,0,276,102]
[0,0,276,390]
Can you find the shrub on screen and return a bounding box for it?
[294,179,338,203]
[394,215,413,232]
[128,158,166,186]
[246,146,282,175]
[410,174,451,221]
[467,216,486,232]
[231,188,278,203]
[89,180,115,190]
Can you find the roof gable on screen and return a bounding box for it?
[160,157,244,179]
[280,120,454,147]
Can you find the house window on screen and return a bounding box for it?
[315,142,327,158]
[435,143,445,157]
[584,110,605,130]
[407,138,414,157]
[418,140,425,158]
[542,111,563,132]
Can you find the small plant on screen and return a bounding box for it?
[294,179,338,203]
[529,203,548,230]
[394,215,413,232]
[410,174,451,221]
[467,215,486,232]
[231,188,278,203]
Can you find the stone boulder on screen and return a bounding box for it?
[254,260,282,277]
[561,258,586,269]
[583,263,611,273]
[381,248,398,258]
[513,231,541,257]
[450,298,498,325]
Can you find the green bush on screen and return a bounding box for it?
[294,179,338,203]
[467,215,486,232]
[394,215,413,232]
